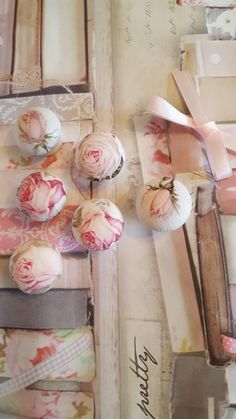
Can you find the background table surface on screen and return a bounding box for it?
[111,1,205,417]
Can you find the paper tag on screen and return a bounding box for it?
[121,319,161,419]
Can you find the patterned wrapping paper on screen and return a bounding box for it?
[0,390,94,418]
[12,0,42,94]
[0,93,94,124]
[0,328,95,382]
[206,7,236,39]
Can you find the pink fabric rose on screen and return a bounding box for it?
[13,258,34,282]
[17,172,67,222]
[9,240,62,294]
[79,207,124,251]
[18,110,46,144]
[78,132,125,180]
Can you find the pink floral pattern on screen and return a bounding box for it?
[72,199,124,251]
[9,240,62,293]
[0,390,94,418]
[16,107,61,156]
[14,258,33,282]
[0,328,95,381]
[77,132,125,180]
[17,172,67,222]
[0,206,86,255]
[148,188,174,219]
[144,117,173,178]
[19,110,46,144]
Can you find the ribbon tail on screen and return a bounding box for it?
[146,96,196,129]
[204,130,233,180]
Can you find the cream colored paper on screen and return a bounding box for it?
[12,0,41,93]
[42,0,86,86]
[0,1,16,96]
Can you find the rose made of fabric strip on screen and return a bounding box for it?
[17,172,67,222]
[76,132,125,180]
[9,240,62,294]
[72,199,124,251]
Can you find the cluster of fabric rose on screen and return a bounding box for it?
[10,107,126,294]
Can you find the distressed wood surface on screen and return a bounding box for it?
[92,1,120,419]
[196,186,231,365]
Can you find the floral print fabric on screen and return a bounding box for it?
[0,390,94,418]
[0,328,95,381]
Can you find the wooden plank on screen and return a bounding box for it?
[196,185,231,365]
[91,1,120,418]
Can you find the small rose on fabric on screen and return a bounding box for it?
[136,177,192,232]
[15,107,62,156]
[18,110,46,144]
[77,132,125,180]
[13,258,33,283]
[80,210,123,251]
[149,189,174,219]
[72,199,124,251]
[17,172,67,222]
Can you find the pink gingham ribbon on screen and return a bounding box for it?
[0,334,90,398]
[221,335,236,355]
[147,70,236,181]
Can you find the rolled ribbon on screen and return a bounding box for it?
[146,70,235,181]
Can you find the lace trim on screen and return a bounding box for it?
[12,65,41,92]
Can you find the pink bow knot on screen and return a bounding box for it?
[146,71,235,181]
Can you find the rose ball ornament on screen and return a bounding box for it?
[17,172,67,222]
[15,107,61,156]
[136,176,192,232]
[9,240,62,294]
[72,199,124,251]
[76,132,125,180]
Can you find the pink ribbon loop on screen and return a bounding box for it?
[146,71,234,181]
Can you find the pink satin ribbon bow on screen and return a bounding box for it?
[146,70,236,181]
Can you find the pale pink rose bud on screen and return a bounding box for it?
[17,172,67,222]
[75,132,125,181]
[136,177,192,231]
[9,240,62,294]
[72,199,124,251]
[15,107,61,156]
